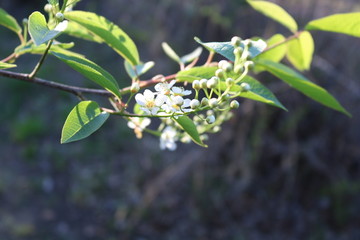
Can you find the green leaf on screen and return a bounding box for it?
[63,21,104,43]
[51,51,121,99]
[47,0,59,5]
[305,13,360,38]
[256,59,351,116]
[28,11,68,46]
[61,101,109,143]
[180,47,203,64]
[228,76,287,110]
[124,61,155,79]
[176,66,217,82]
[286,31,314,71]
[247,0,298,32]
[15,41,75,55]
[161,42,181,63]
[173,116,207,147]
[0,8,22,35]
[194,37,267,61]
[64,11,139,65]
[0,62,17,69]
[254,34,287,72]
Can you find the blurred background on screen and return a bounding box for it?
[0,0,359,239]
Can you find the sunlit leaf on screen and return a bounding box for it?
[63,21,103,43]
[61,101,109,143]
[256,59,351,116]
[176,66,217,82]
[124,61,155,79]
[0,62,17,69]
[51,51,121,99]
[180,47,203,64]
[28,11,68,46]
[173,116,207,147]
[247,0,298,32]
[305,13,360,38]
[161,42,181,63]
[64,11,139,65]
[287,31,314,71]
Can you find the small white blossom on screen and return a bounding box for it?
[162,95,192,115]
[160,126,178,151]
[171,86,192,96]
[154,80,177,95]
[127,117,151,139]
[135,89,166,115]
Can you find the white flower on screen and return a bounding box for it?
[154,80,177,95]
[171,86,192,96]
[135,89,166,115]
[127,117,151,139]
[160,126,178,151]
[162,95,192,115]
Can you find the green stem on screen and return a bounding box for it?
[29,40,53,78]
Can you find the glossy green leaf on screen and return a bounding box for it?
[305,13,360,38]
[28,11,68,46]
[162,42,181,63]
[247,0,298,32]
[51,51,121,99]
[180,47,203,64]
[15,41,75,56]
[287,31,314,71]
[195,37,267,61]
[63,21,104,43]
[254,34,287,72]
[0,62,17,69]
[61,101,109,143]
[228,76,287,110]
[256,59,351,116]
[64,11,139,65]
[176,66,217,82]
[173,116,207,147]
[124,61,155,79]
[0,8,22,35]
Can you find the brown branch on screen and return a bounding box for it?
[261,31,302,54]
[0,70,178,98]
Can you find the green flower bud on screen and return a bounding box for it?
[209,98,218,108]
[233,47,243,56]
[234,65,244,74]
[213,126,221,133]
[244,61,254,70]
[190,99,200,109]
[240,82,251,92]
[206,115,216,124]
[55,12,64,21]
[207,76,219,89]
[200,134,209,141]
[22,18,28,26]
[231,36,242,47]
[215,69,224,79]
[192,80,201,90]
[243,39,252,47]
[221,94,230,101]
[230,100,240,109]
[201,97,209,106]
[226,78,234,86]
[200,78,208,89]
[130,82,140,93]
[218,60,228,69]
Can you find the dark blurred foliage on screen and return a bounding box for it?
[0,0,359,239]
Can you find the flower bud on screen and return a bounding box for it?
[192,80,201,90]
[231,36,242,47]
[190,99,200,109]
[55,12,64,21]
[213,126,221,133]
[200,134,209,141]
[200,78,208,89]
[207,77,218,89]
[233,47,243,56]
[243,39,252,47]
[244,61,254,70]
[173,96,184,106]
[201,97,209,106]
[221,94,230,101]
[218,60,228,69]
[44,4,53,13]
[226,78,234,86]
[206,115,216,124]
[209,98,218,108]
[240,82,251,92]
[215,69,225,79]
[230,100,240,109]
[22,18,28,26]
[130,82,140,93]
[234,65,244,74]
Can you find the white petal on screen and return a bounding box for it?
[141,118,151,128]
[182,98,191,107]
[144,89,155,101]
[155,94,167,106]
[151,107,159,115]
[172,87,182,94]
[168,80,177,88]
[127,121,136,129]
[182,90,192,96]
[135,93,146,106]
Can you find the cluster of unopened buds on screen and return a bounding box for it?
[126,36,255,150]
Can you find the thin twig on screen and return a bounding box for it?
[261,31,301,54]
[1,53,17,63]
[29,40,53,78]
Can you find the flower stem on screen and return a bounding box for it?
[29,40,53,78]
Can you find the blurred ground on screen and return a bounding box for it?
[0,0,359,239]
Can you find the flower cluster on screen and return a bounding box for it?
[127,36,255,151]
